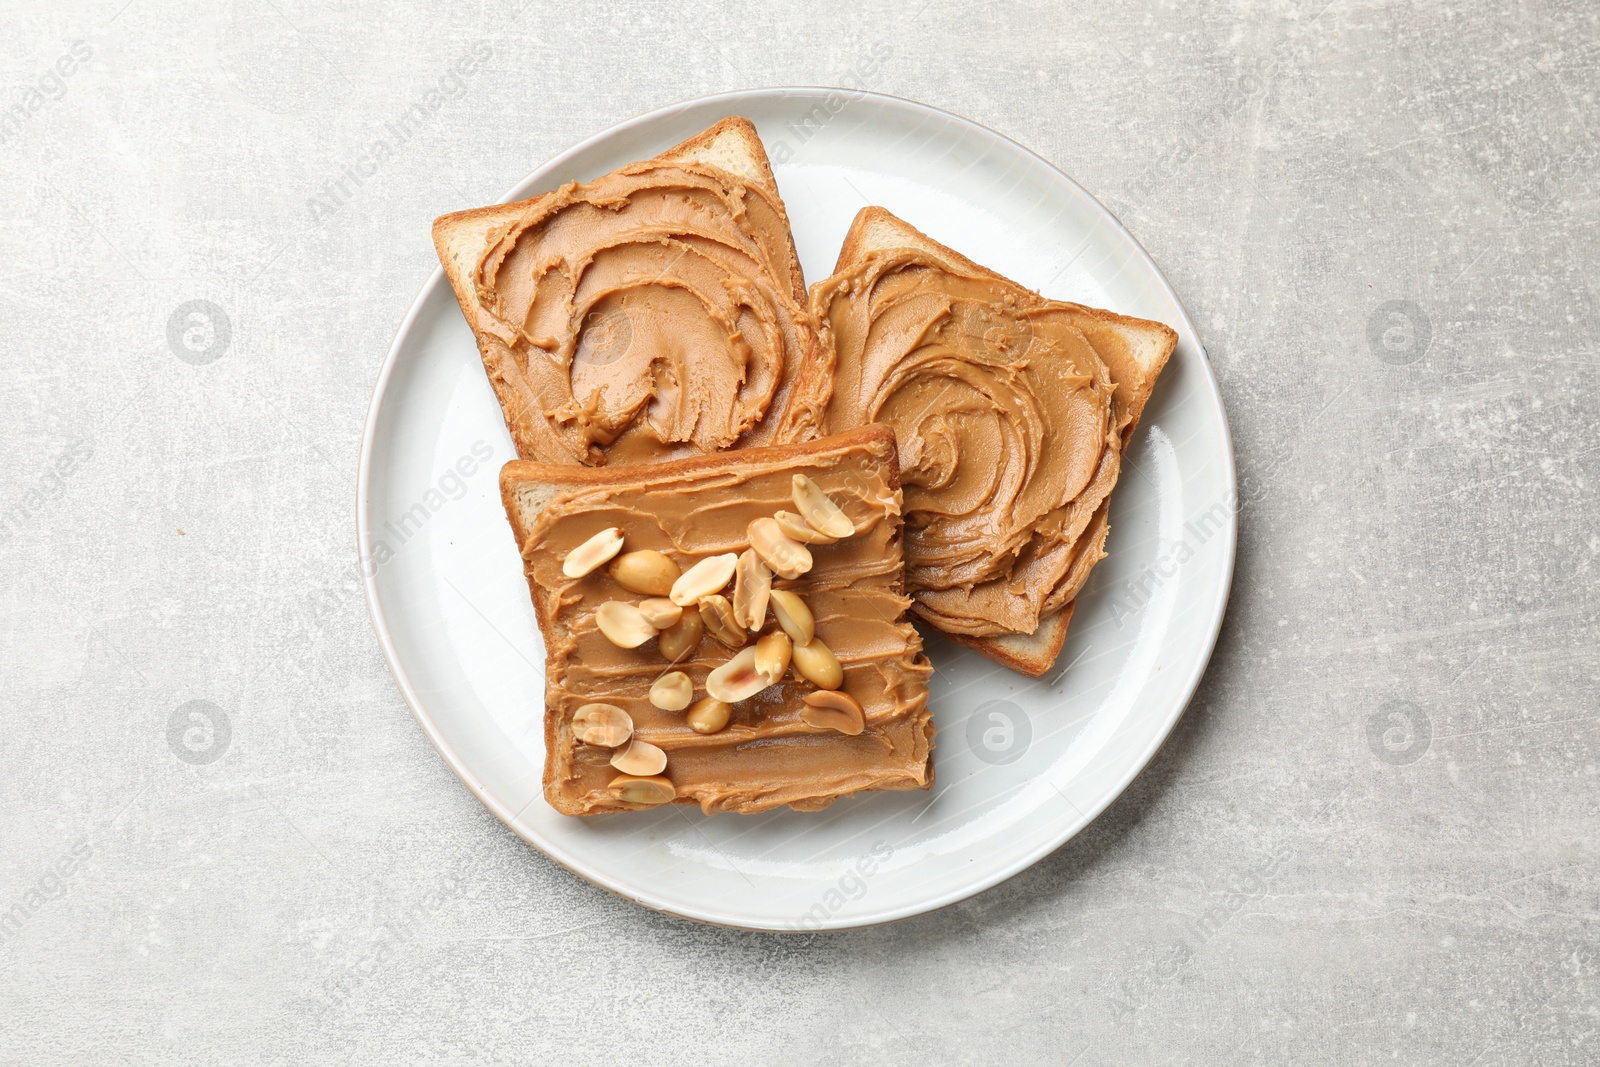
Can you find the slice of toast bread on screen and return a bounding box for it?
[813,207,1177,677]
[500,424,934,815]
[434,116,818,466]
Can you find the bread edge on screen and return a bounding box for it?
[938,603,1074,679]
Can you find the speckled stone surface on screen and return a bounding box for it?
[2,1,1596,1063]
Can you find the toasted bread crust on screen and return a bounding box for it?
[941,603,1075,678]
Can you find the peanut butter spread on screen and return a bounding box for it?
[474,160,815,465]
[784,249,1126,638]
[509,427,934,816]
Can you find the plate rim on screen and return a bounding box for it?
[356,85,1237,931]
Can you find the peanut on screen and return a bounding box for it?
[800,690,865,735]
[649,671,693,712]
[768,589,815,646]
[748,517,812,579]
[699,594,747,649]
[669,553,738,606]
[638,597,683,629]
[791,638,843,689]
[686,697,731,735]
[561,527,624,578]
[733,549,771,631]
[791,475,855,539]
[609,550,679,596]
[657,610,704,663]
[775,510,837,545]
[571,703,633,747]
[707,646,774,703]
[754,631,792,684]
[607,775,675,806]
[595,601,656,648]
[610,739,668,777]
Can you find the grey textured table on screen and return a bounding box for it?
[3,1,1596,1063]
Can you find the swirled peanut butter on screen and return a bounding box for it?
[783,245,1129,639]
[472,157,817,465]
[502,426,933,816]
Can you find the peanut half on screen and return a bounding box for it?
[571,703,633,747]
[699,594,747,649]
[686,697,731,734]
[707,646,775,703]
[754,631,792,684]
[595,601,656,648]
[657,610,703,663]
[609,550,679,596]
[775,510,837,545]
[638,597,683,629]
[791,637,843,689]
[800,690,865,735]
[607,775,675,806]
[748,517,812,579]
[610,739,668,777]
[768,590,815,646]
[670,553,738,606]
[791,475,855,539]
[649,670,693,711]
[561,527,624,578]
[733,549,771,631]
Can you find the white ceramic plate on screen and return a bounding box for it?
[359,88,1235,931]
